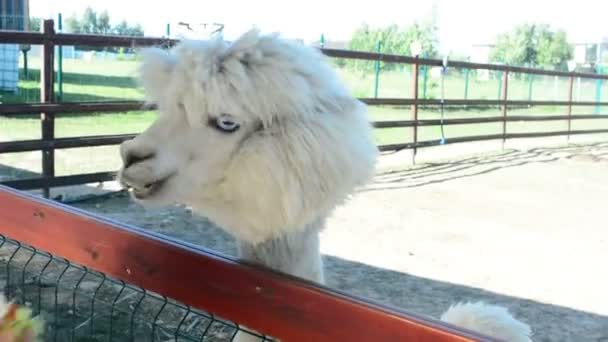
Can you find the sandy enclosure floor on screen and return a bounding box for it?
[47,141,608,341]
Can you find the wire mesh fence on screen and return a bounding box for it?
[0,235,273,341]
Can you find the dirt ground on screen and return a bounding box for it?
[19,140,608,341]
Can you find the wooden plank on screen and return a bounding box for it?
[5,99,608,117]
[0,101,151,116]
[506,129,608,139]
[360,98,608,107]
[372,114,608,129]
[377,129,608,151]
[321,48,608,80]
[0,30,177,47]
[0,186,490,342]
[40,19,55,199]
[0,134,136,154]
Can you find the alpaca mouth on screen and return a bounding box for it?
[126,177,170,200]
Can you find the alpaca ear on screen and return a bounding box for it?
[138,47,176,102]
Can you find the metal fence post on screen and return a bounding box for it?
[497,71,503,100]
[567,75,575,141]
[463,68,470,101]
[596,66,604,114]
[595,80,602,114]
[41,19,56,199]
[374,41,381,98]
[422,59,428,99]
[527,74,534,103]
[411,57,420,164]
[501,70,509,147]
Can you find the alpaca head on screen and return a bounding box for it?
[118,29,378,244]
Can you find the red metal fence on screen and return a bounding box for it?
[1,19,608,197]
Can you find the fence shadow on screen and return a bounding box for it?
[0,163,39,182]
[367,142,608,192]
[322,254,607,342]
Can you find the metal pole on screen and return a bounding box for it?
[22,50,28,79]
[41,19,56,199]
[463,68,470,100]
[527,74,534,102]
[57,14,63,101]
[596,66,603,114]
[374,40,381,98]
[320,33,325,48]
[497,71,503,100]
[567,76,574,141]
[553,75,558,100]
[501,70,509,148]
[422,57,428,99]
[411,55,420,164]
[166,23,171,37]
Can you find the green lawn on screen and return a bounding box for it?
[1,56,608,178]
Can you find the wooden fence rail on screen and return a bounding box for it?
[1,19,608,196]
[0,185,493,341]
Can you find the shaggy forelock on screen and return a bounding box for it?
[140,29,352,127]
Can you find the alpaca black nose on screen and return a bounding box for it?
[123,151,154,169]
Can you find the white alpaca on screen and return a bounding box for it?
[118,29,532,342]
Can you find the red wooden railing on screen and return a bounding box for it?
[0,185,496,341]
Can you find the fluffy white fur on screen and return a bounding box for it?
[118,29,532,341]
[441,302,532,342]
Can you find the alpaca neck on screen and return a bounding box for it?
[236,218,325,283]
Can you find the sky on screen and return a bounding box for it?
[32,0,608,56]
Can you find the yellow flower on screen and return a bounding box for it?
[0,295,43,342]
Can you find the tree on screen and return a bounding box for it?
[65,7,143,37]
[347,21,438,72]
[537,29,572,70]
[81,7,98,33]
[113,20,129,36]
[64,15,82,34]
[28,17,41,32]
[97,10,111,34]
[490,23,573,70]
[64,7,145,52]
[113,20,143,37]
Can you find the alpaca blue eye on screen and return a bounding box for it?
[213,114,240,133]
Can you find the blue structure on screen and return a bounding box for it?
[0,0,29,30]
[0,0,29,92]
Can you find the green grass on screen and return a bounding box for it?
[1,56,608,178]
